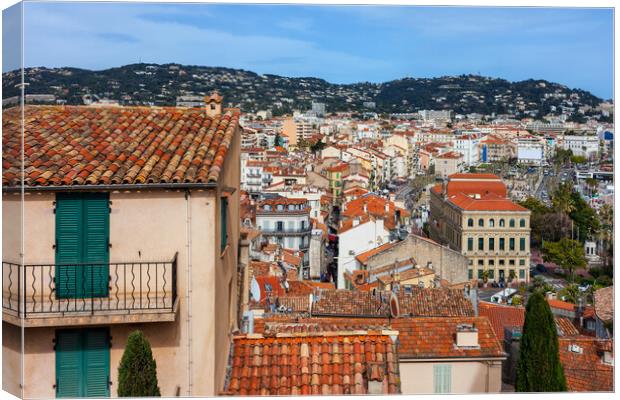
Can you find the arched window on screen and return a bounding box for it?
[489,219,495,227]
[467,218,474,227]
[478,218,484,227]
[520,218,526,228]
[499,219,505,227]
[509,219,515,228]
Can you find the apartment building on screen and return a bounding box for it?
[516,136,544,165]
[255,197,312,270]
[429,174,531,283]
[2,99,241,397]
[560,134,600,158]
[282,117,315,147]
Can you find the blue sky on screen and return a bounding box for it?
[2,2,614,98]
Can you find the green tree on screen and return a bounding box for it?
[516,292,567,392]
[542,237,587,282]
[551,183,575,215]
[118,331,161,397]
[310,140,326,154]
[558,284,580,304]
[568,191,600,242]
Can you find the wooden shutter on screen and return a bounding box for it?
[55,194,83,299]
[82,193,110,297]
[83,329,110,397]
[56,330,83,397]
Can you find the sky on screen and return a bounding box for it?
[2,2,615,99]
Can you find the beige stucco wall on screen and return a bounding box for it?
[2,181,239,397]
[399,360,503,394]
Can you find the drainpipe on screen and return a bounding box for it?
[185,189,193,395]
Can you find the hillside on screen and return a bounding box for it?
[2,63,608,119]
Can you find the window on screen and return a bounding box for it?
[478,269,484,278]
[489,238,495,251]
[478,259,484,266]
[499,238,505,251]
[519,269,526,279]
[221,197,229,252]
[489,219,495,227]
[509,238,515,251]
[467,238,474,251]
[509,259,515,266]
[489,259,495,266]
[478,238,484,251]
[519,259,526,266]
[478,218,484,227]
[489,270,495,279]
[468,269,473,279]
[520,218,526,228]
[499,259,505,266]
[467,218,474,227]
[509,219,515,228]
[276,221,284,232]
[499,219,505,227]
[520,238,526,251]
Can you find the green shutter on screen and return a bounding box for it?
[56,194,84,298]
[82,193,110,297]
[56,330,83,398]
[83,329,110,397]
[56,328,110,398]
[434,364,452,393]
[55,193,109,298]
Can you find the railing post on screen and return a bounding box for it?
[17,263,21,318]
[171,252,178,309]
[91,264,94,315]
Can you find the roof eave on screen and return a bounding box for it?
[2,181,219,193]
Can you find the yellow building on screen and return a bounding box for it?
[429,174,531,283]
[326,163,348,199]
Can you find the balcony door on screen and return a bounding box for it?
[55,192,110,298]
[56,328,110,397]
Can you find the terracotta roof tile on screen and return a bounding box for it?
[397,288,475,317]
[594,286,613,322]
[559,337,613,392]
[311,289,392,317]
[3,105,239,187]
[478,301,525,341]
[224,331,401,395]
[393,316,505,359]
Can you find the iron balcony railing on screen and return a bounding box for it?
[261,227,313,236]
[2,253,177,318]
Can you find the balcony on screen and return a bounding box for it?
[261,227,312,236]
[2,254,178,327]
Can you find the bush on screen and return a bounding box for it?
[118,330,161,397]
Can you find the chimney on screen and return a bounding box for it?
[456,324,479,347]
[441,177,448,199]
[353,217,360,227]
[205,91,223,118]
[363,202,368,213]
[384,201,389,214]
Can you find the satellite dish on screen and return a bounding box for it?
[389,292,400,318]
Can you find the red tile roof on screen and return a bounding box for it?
[311,289,392,317]
[355,242,399,265]
[392,316,505,359]
[478,301,525,341]
[3,105,239,187]
[559,337,613,392]
[397,288,475,317]
[449,173,502,180]
[594,286,613,322]
[224,331,401,395]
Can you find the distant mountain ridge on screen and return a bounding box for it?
[1,63,608,120]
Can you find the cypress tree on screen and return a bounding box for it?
[516,292,567,392]
[118,330,161,397]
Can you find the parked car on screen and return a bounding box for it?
[536,263,547,273]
